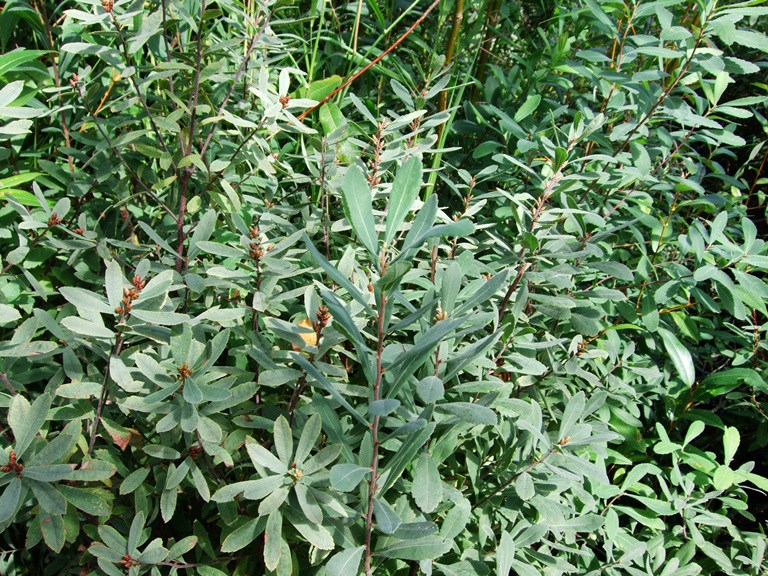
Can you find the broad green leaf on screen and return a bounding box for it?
[342,165,379,259]
[29,480,66,515]
[558,391,585,442]
[264,510,282,571]
[438,402,497,426]
[60,316,115,339]
[0,477,23,523]
[221,517,265,553]
[320,289,375,384]
[412,452,442,513]
[291,353,368,427]
[497,531,515,576]
[303,234,374,315]
[40,513,66,553]
[658,327,695,386]
[161,487,177,523]
[246,439,288,474]
[326,546,365,576]
[294,414,322,467]
[273,416,293,467]
[368,399,400,417]
[373,497,402,534]
[128,511,145,554]
[416,376,444,404]
[330,464,370,492]
[723,426,740,466]
[58,486,111,516]
[30,420,81,466]
[377,535,451,561]
[514,94,541,122]
[290,518,334,549]
[385,156,423,245]
[23,465,74,483]
[9,393,50,458]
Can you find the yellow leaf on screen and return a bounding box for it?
[297,318,317,347]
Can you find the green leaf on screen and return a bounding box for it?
[60,316,115,339]
[264,510,282,571]
[303,234,374,315]
[9,392,50,458]
[385,156,423,245]
[291,353,369,427]
[368,399,400,417]
[161,487,177,523]
[23,464,75,482]
[29,480,66,515]
[497,531,515,576]
[273,416,293,468]
[221,517,265,553]
[246,440,288,474]
[294,414,321,467]
[412,452,442,513]
[302,75,343,101]
[320,289,375,385]
[0,49,49,78]
[30,421,81,466]
[723,426,740,466]
[377,535,451,561]
[342,165,379,259]
[0,477,23,523]
[416,376,444,404]
[329,464,370,492]
[290,518,334,549]
[514,94,541,122]
[373,497,402,534]
[658,327,695,386]
[57,486,111,516]
[558,391,585,442]
[326,546,365,576]
[40,513,66,553]
[437,402,497,426]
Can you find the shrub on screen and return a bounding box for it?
[0,0,767,574]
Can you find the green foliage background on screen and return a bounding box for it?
[0,0,767,574]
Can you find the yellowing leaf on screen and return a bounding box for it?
[297,318,317,347]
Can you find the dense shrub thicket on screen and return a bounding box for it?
[1,0,767,574]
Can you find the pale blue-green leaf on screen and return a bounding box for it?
[558,390,585,442]
[273,416,293,467]
[373,497,401,534]
[385,156,423,245]
[658,327,695,386]
[412,452,442,513]
[342,165,379,258]
[437,402,496,425]
[326,546,365,576]
[9,393,50,458]
[221,517,265,553]
[264,510,282,571]
[246,440,287,474]
[60,316,114,339]
[497,531,515,576]
[295,414,322,467]
[377,536,450,561]
[416,376,444,404]
[302,234,373,315]
[330,464,370,492]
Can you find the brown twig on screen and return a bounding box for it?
[297,0,442,121]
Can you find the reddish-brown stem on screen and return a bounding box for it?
[364,285,387,575]
[297,0,442,121]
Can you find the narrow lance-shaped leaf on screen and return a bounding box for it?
[342,165,379,259]
[385,156,423,245]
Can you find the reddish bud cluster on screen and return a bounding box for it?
[313,305,331,335]
[188,445,203,460]
[177,361,193,382]
[114,274,145,318]
[102,0,114,12]
[47,212,63,227]
[1,451,23,477]
[120,555,138,568]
